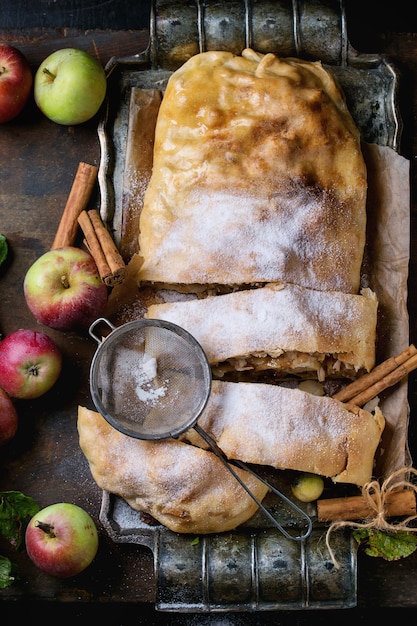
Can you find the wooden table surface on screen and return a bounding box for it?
[1,1,417,622]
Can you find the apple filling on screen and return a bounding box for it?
[212,350,363,382]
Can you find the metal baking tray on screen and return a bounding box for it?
[100,486,358,611]
[96,0,404,612]
[98,0,402,233]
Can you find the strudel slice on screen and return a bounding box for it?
[183,380,385,487]
[78,405,269,534]
[146,283,378,381]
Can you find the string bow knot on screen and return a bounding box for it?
[326,466,417,567]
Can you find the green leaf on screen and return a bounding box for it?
[0,491,40,550]
[0,233,8,267]
[353,528,417,561]
[0,554,17,589]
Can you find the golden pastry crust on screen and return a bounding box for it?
[77,405,269,534]
[182,381,385,487]
[138,48,367,293]
[146,283,378,380]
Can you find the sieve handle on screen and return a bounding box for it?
[88,317,116,345]
[229,458,313,541]
[193,424,312,542]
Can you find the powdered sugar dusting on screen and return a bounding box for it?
[104,346,168,422]
[140,184,362,293]
[133,352,165,403]
[147,283,377,370]
[190,380,384,485]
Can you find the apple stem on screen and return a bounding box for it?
[61,274,70,289]
[42,67,56,80]
[35,520,56,538]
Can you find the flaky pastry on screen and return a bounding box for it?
[146,283,378,381]
[182,381,385,487]
[138,48,367,294]
[78,405,269,534]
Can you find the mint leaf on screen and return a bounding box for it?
[353,528,417,561]
[0,491,40,550]
[0,491,40,589]
[0,233,8,267]
[0,554,17,589]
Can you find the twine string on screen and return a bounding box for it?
[326,466,417,568]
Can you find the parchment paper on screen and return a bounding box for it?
[361,143,411,478]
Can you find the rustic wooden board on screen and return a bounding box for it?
[1,2,417,618]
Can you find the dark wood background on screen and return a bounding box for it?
[0,1,151,30]
[2,1,417,623]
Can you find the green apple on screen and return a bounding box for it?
[291,472,325,503]
[34,48,106,125]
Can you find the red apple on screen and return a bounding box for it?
[0,329,62,399]
[0,43,33,123]
[0,386,18,445]
[25,502,99,578]
[23,246,108,331]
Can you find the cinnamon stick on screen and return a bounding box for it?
[88,210,127,282]
[348,353,417,407]
[78,211,110,280]
[51,162,98,249]
[78,209,126,286]
[333,344,417,406]
[317,489,416,522]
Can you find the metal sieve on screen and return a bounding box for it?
[89,317,312,541]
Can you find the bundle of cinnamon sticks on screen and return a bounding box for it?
[332,344,417,407]
[317,487,416,522]
[51,161,127,287]
[323,345,417,521]
[78,209,127,287]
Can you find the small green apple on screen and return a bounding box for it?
[34,48,106,125]
[291,472,324,503]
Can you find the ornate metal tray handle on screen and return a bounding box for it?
[151,0,351,70]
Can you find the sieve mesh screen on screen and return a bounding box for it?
[90,320,212,439]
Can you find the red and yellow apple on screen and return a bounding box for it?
[0,387,18,445]
[25,502,99,578]
[0,43,33,123]
[0,329,62,399]
[34,48,106,125]
[23,246,108,332]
